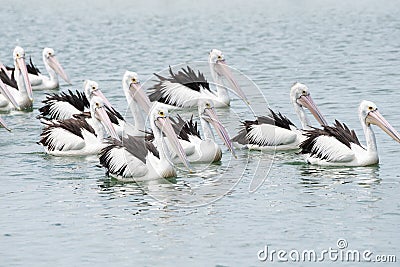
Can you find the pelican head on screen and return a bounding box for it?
[83,79,113,110]
[209,49,225,64]
[208,49,249,105]
[13,46,33,101]
[198,99,236,157]
[90,95,120,141]
[151,104,192,171]
[123,70,151,114]
[290,82,327,126]
[360,100,400,143]
[43,47,71,84]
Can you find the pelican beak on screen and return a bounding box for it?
[214,60,249,105]
[0,63,9,76]
[95,106,120,141]
[16,56,33,101]
[297,94,328,126]
[366,110,400,143]
[0,116,11,132]
[156,116,193,172]
[202,107,236,158]
[0,76,20,110]
[92,90,114,111]
[129,82,152,114]
[47,55,71,84]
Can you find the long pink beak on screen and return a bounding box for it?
[156,117,192,171]
[367,110,400,143]
[16,57,33,101]
[47,56,71,84]
[0,116,11,131]
[202,107,236,158]
[92,90,114,111]
[129,82,152,114]
[215,60,249,105]
[96,106,120,141]
[0,77,20,110]
[297,94,328,126]
[0,63,10,78]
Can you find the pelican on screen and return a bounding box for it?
[299,100,400,166]
[6,47,70,90]
[38,95,120,156]
[170,99,236,163]
[38,75,141,138]
[148,49,249,108]
[117,70,151,137]
[0,46,33,111]
[99,103,192,182]
[38,80,128,137]
[232,82,327,151]
[38,79,115,121]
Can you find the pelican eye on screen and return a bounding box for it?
[368,106,374,111]
[92,86,96,90]
[302,90,306,95]
[131,78,137,83]
[16,53,20,58]
[217,55,223,60]
[158,111,165,116]
[205,103,211,108]
[95,102,101,108]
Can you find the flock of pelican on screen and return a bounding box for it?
[1,46,399,182]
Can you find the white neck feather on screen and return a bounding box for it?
[200,117,215,141]
[293,102,311,130]
[151,121,171,163]
[124,85,146,132]
[209,64,230,105]
[43,56,58,83]
[361,117,378,153]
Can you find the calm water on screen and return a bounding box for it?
[1,0,400,266]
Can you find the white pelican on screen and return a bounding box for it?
[299,100,400,166]
[38,95,120,156]
[38,80,129,136]
[120,70,198,157]
[232,82,327,151]
[0,46,33,111]
[99,103,192,182]
[7,47,70,90]
[117,70,150,137]
[38,75,142,138]
[148,49,249,108]
[170,99,236,163]
[38,79,115,121]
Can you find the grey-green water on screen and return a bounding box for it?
[1,0,399,266]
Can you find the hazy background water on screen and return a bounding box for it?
[0,0,399,266]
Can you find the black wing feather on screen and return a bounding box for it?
[170,114,201,142]
[300,120,363,159]
[99,136,160,177]
[0,69,18,89]
[39,90,90,119]
[231,109,296,145]
[39,118,96,151]
[148,66,210,104]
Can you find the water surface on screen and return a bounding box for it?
[1,0,399,266]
